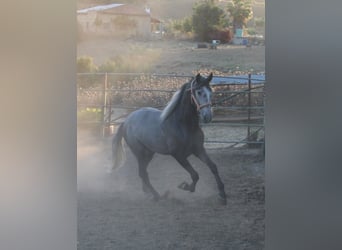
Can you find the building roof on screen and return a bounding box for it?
[77,3,124,14]
[77,3,150,17]
[151,17,161,24]
[102,4,150,16]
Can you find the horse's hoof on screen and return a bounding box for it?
[142,185,149,193]
[161,190,170,199]
[152,195,160,202]
[218,194,227,205]
[178,182,190,191]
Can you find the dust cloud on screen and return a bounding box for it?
[77,129,127,194]
[77,128,220,201]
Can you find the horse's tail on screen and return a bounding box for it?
[112,123,126,170]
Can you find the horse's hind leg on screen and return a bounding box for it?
[126,138,160,200]
[194,148,227,205]
[174,156,199,193]
[136,152,160,201]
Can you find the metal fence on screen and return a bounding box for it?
[77,73,265,147]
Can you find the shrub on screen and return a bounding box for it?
[208,28,233,43]
[98,59,118,73]
[77,56,97,73]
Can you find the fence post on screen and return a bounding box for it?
[101,73,108,137]
[247,73,252,141]
[107,80,112,135]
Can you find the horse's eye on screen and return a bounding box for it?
[196,90,202,96]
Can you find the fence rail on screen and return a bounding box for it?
[77,73,265,147]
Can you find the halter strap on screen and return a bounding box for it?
[187,79,212,111]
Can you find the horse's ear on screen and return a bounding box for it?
[207,72,213,82]
[196,73,201,83]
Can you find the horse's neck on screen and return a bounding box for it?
[171,90,199,129]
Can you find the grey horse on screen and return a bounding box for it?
[112,73,227,204]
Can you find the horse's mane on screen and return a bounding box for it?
[160,80,191,122]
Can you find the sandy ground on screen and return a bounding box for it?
[77,129,264,250]
[153,41,265,75]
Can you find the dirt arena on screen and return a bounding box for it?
[78,27,265,250]
[77,129,264,250]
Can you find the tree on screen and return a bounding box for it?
[182,17,193,33]
[192,1,227,41]
[227,0,253,33]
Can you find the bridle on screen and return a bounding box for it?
[187,79,212,111]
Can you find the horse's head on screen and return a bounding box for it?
[190,73,213,123]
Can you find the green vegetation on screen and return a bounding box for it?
[191,1,227,41]
[77,56,98,73]
[168,0,228,41]
[77,46,161,74]
[77,108,103,123]
[226,0,253,33]
[167,0,256,42]
[97,59,118,73]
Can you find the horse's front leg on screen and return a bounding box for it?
[174,156,199,193]
[194,148,227,205]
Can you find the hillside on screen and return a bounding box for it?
[77,39,265,75]
[77,0,265,20]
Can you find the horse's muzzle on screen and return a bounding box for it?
[199,108,212,123]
